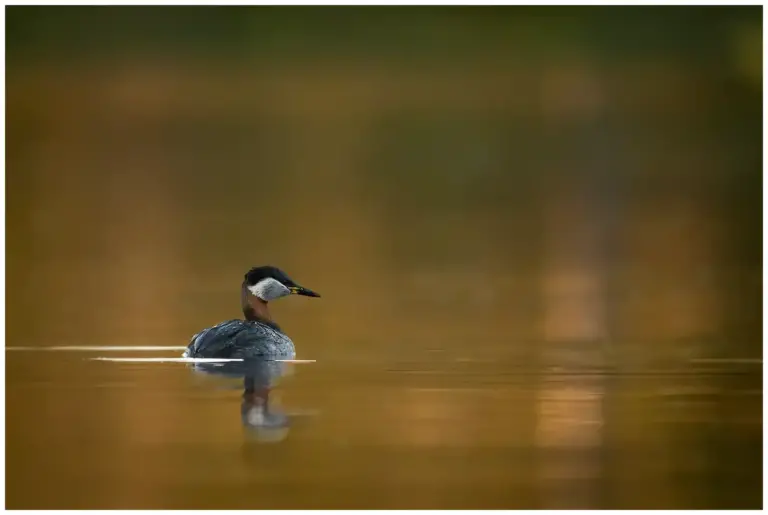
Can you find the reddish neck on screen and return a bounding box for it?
[241,284,273,323]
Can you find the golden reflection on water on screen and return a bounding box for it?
[6,352,761,509]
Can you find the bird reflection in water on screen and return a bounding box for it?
[190,358,296,443]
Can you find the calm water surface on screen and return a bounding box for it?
[6,5,762,509]
[6,347,761,509]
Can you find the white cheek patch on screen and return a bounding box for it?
[248,278,291,301]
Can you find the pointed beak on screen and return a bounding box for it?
[289,285,321,298]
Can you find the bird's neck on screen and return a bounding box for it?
[244,298,272,323]
[240,284,284,332]
[241,284,272,321]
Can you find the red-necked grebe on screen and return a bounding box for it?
[183,266,320,359]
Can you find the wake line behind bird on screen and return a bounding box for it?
[6,346,316,363]
[6,346,188,352]
[90,357,316,363]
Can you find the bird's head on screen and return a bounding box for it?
[242,266,321,303]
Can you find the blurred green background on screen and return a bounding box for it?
[5,5,763,509]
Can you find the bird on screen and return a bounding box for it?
[183,266,320,360]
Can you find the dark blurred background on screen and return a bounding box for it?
[5,5,763,509]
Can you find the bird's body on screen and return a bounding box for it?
[184,319,296,359]
[183,266,318,360]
